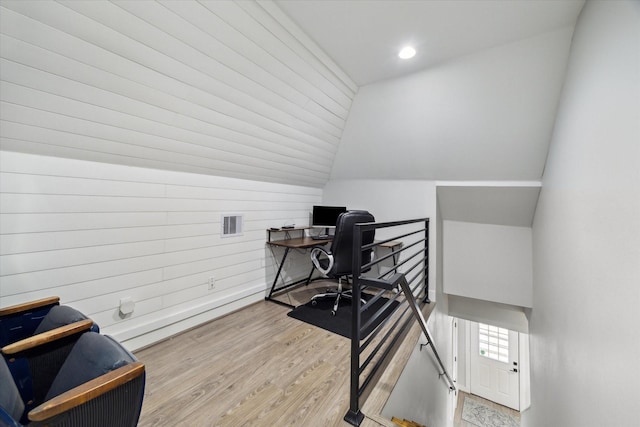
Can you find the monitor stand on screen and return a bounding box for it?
[311,227,331,240]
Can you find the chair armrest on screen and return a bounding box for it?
[28,362,145,422]
[0,296,60,317]
[1,319,94,355]
[310,246,333,275]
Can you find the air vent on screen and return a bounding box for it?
[221,214,243,238]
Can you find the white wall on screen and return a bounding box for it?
[382,329,453,426]
[0,0,355,187]
[0,151,321,350]
[457,319,468,392]
[322,179,433,223]
[447,295,528,334]
[322,179,436,300]
[518,331,531,411]
[330,27,573,181]
[525,1,640,426]
[443,220,532,307]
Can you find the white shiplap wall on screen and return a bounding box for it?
[0,151,322,350]
[0,0,356,187]
[0,0,356,349]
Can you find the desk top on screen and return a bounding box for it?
[378,240,402,249]
[267,237,402,250]
[267,236,332,249]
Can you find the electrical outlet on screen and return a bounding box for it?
[208,276,216,290]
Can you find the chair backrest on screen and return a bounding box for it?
[0,299,60,348]
[1,300,99,349]
[33,305,94,335]
[42,332,145,427]
[328,210,375,277]
[2,304,99,414]
[46,332,137,399]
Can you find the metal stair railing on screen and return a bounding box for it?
[343,218,427,425]
[342,218,455,426]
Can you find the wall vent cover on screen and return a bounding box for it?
[221,213,243,237]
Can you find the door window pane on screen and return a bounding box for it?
[478,323,509,363]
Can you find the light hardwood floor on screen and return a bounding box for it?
[135,281,430,427]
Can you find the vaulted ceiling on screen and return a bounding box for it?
[0,0,354,187]
[275,0,585,86]
[0,0,585,187]
[277,0,585,184]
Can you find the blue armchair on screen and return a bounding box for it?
[1,298,100,413]
[0,331,145,426]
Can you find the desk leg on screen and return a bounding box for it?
[304,264,316,286]
[267,246,290,300]
[266,247,320,308]
[391,249,399,273]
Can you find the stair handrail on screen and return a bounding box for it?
[395,273,456,392]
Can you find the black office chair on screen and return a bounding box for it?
[310,210,375,315]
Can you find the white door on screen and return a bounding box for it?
[470,322,519,410]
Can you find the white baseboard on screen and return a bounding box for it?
[112,284,266,352]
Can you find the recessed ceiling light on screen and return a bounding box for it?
[398,46,416,59]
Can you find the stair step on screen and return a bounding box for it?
[391,416,426,427]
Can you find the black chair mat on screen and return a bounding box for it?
[287,294,399,339]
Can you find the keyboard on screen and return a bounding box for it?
[311,234,331,240]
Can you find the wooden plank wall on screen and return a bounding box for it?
[0,0,355,349]
[0,0,356,187]
[0,150,322,350]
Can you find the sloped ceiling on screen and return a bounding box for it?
[0,0,355,188]
[276,0,585,86]
[437,184,541,227]
[0,0,585,187]
[330,26,577,182]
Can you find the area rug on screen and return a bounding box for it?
[287,295,399,339]
[461,397,519,427]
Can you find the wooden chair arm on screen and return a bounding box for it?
[0,296,60,317]
[1,319,94,355]
[28,362,145,422]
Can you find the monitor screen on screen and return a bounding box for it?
[312,205,347,227]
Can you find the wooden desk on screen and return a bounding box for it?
[375,240,403,277]
[378,240,402,262]
[265,234,403,306]
[268,236,331,250]
[266,233,332,307]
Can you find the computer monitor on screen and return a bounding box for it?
[312,205,347,228]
